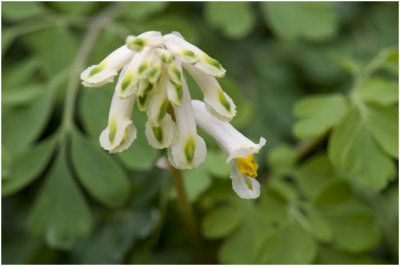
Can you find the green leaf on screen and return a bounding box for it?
[316,246,373,264]
[202,150,230,178]
[181,166,212,202]
[364,103,398,158]
[313,178,352,206]
[2,2,47,22]
[48,2,98,15]
[296,155,337,198]
[254,220,318,264]
[357,77,398,106]
[74,209,158,264]
[266,144,297,175]
[27,145,92,250]
[329,106,396,190]
[23,26,78,77]
[305,206,332,242]
[2,84,44,107]
[2,147,12,179]
[371,186,398,258]
[2,87,54,156]
[79,86,113,139]
[293,94,348,139]
[296,155,353,205]
[261,2,338,42]
[268,178,298,203]
[219,206,272,264]
[202,201,244,239]
[319,199,381,253]
[71,131,130,208]
[2,27,17,54]
[120,2,169,20]
[259,187,290,224]
[2,56,41,91]
[204,2,255,39]
[2,137,57,197]
[327,51,362,75]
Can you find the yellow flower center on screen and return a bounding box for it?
[235,154,258,178]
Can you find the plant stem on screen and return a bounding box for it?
[62,4,121,131]
[162,158,206,259]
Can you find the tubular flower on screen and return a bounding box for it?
[81,31,266,199]
[81,45,135,88]
[191,100,266,199]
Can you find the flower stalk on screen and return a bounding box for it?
[162,157,205,257]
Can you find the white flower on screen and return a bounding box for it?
[99,66,137,153]
[145,114,176,149]
[163,32,226,77]
[81,45,135,87]
[191,100,266,199]
[168,77,207,170]
[185,64,236,121]
[144,68,177,149]
[115,46,153,99]
[99,92,137,153]
[81,31,264,199]
[126,31,164,52]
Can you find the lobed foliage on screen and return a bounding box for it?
[2,1,398,264]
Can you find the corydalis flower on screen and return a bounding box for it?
[81,31,266,199]
[192,100,266,199]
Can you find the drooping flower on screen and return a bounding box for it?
[81,31,266,199]
[80,46,135,88]
[191,100,266,199]
[167,76,207,170]
[99,91,137,153]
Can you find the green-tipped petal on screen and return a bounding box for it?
[81,46,135,87]
[126,31,163,52]
[116,47,152,98]
[185,64,236,121]
[145,114,176,149]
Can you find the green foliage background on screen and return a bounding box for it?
[2,1,398,264]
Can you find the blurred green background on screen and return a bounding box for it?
[2,1,398,264]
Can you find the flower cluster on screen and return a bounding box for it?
[81,31,266,199]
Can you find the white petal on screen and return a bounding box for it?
[191,100,266,162]
[99,78,137,153]
[99,118,137,153]
[167,59,183,86]
[137,81,155,112]
[126,31,163,52]
[185,64,236,121]
[147,71,169,125]
[156,48,175,64]
[148,54,162,84]
[81,45,134,87]
[165,60,183,106]
[169,134,206,169]
[145,114,176,149]
[163,33,226,77]
[168,77,206,169]
[116,46,152,98]
[230,162,260,199]
[166,79,183,107]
